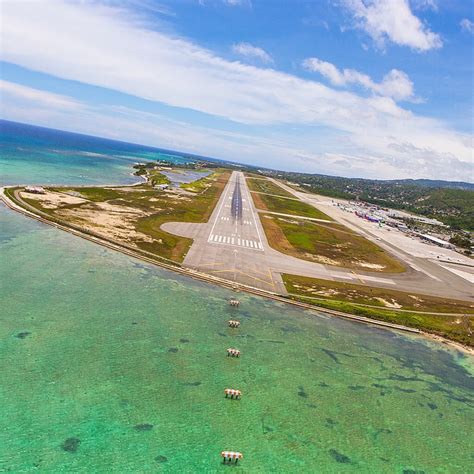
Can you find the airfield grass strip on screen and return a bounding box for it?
[246,176,295,198]
[11,170,230,263]
[286,293,473,347]
[260,213,406,273]
[283,274,474,314]
[251,191,333,220]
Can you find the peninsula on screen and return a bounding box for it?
[2,160,473,347]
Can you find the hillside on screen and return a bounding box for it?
[256,171,474,230]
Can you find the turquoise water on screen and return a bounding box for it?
[1,122,473,472]
[0,120,192,186]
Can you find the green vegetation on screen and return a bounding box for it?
[283,274,474,313]
[246,177,294,197]
[260,214,406,272]
[12,169,230,263]
[450,234,472,250]
[147,170,171,187]
[133,165,147,176]
[290,295,473,346]
[51,187,123,202]
[282,275,473,346]
[257,171,474,230]
[180,172,217,193]
[252,192,332,220]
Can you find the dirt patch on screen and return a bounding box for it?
[251,192,268,211]
[310,288,341,297]
[56,202,154,246]
[357,262,386,270]
[375,297,402,309]
[21,191,87,208]
[305,254,341,266]
[107,186,148,193]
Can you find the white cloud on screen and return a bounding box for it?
[0,80,84,111]
[223,0,251,6]
[411,0,438,11]
[302,58,346,86]
[0,0,413,127]
[341,0,442,51]
[2,79,471,182]
[3,80,473,181]
[302,58,417,102]
[0,1,471,181]
[232,42,273,63]
[460,18,474,35]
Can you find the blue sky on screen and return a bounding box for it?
[1,0,473,181]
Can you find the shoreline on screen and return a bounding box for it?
[2,185,472,356]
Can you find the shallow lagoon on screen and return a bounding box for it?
[1,122,473,472]
[161,169,212,186]
[1,206,473,472]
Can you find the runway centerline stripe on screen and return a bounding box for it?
[208,172,235,240]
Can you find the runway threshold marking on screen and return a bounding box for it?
[208,235,264,250]
[208,172,234,242]
[206,172,265,252]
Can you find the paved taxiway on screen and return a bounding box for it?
[269,178,474,302]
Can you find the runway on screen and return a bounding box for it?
[162,172,473,302]
[162,172,285,292]
[207,172,264,251]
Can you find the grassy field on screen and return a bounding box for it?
[14,169,230,263]
[260,214,406,272]
[133,172,228,260]
[180,171,218,193]
[251,191,333,220]
[248,178,405,273]
[246,177,295,197]
[289,295,473,346]
[147,170,171,186]
[282,275,473,346]
[283,274,474,313]
[49,187,125,202]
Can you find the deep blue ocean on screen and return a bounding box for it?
[0,120,207,186]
